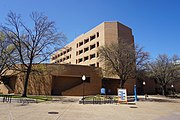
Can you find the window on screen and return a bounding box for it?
[70,47,72,51]
[79,41,83,46]
[90,35,96,41]
[90,53,95,59]
[70,54,71,58]
[76,51,78,56]
[63,51,66,55]
[63,58,66,61]
[97,52,99,57]
[90,44,96,50]
[77,43,78,48]
[97,62,99,67]
[66,56,70,60]
[84,56,89,61]
[60,53,63,56]
[79,49,83,55]
[76,59,77,64]
[78,58,83,63]
[58,54,60,57]
[84,47,89,52]
[90,63,95,67]
[97,32,99,37]
[84,38,89,44]
[67,49,70,53]
[60,59,62,62]
[97,42,99,47]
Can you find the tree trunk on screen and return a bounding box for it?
[22,65,32,97]
[162,85,167,96]
[120,79,125,89]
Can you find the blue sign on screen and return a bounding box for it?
[101,88,106,95]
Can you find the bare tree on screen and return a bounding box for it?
[148,54,179,95]
[0,32,14,79]
[98,42,149,88]
[1,11,66,97]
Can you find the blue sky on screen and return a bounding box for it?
[0,0,180,59]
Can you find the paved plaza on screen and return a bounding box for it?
[0,96,180,120]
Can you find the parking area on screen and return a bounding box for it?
[0,96,180,120]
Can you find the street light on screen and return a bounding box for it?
[143,81,147,100]
[171,84,174,97]
[82,75,86,104]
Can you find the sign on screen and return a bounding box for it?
[100,88,106,95]
[117,89,127,102]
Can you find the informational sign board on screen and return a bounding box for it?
[100,88,106,95]
[117,89,127,102]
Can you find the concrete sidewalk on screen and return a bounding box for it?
[0,96,180,120]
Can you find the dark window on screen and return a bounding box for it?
[63,51,66,55]
[67,49,70,53]
[90,54,96,59]
[97,32,99,37]
[79,41,83,46]
[67,56,70,59]
[58,54,60,57]
[90,44,96,50]
[70,54,71,58]
[76,51,78,56]
[97,62,99,67]
[70,47,72,51]
[60,53,63,56]
[97,42,99,47]
[79,58,83,63]
[97,52,99,57]
[84,38,89,44]
[76,59,77,64]
[90,35,96,41]
[84,56,89,61]
[77,43,78,48]
[79,49,83,55]
[60,59,62,62]
[63,58,66,61]
[90,63,95,67]
[84,47,89,52]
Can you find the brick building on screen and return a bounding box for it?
[0,22,136,96]
[51,21,134,68]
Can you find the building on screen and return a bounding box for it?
[0,64,102,96]
[0,22,136,96]
[50,21,134,68]
[50,21,136,95]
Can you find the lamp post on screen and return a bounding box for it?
[143,81,147,100]
[171,84,174,97]
[82,75,86,104]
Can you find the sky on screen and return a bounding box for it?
[0,0,180,59]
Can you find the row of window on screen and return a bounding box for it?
[77,32,99,48]
[52,47,72,60]
[89,62,99,67]
[76,52,99,63]
[54,54,71,63]
[76,42,99,56]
